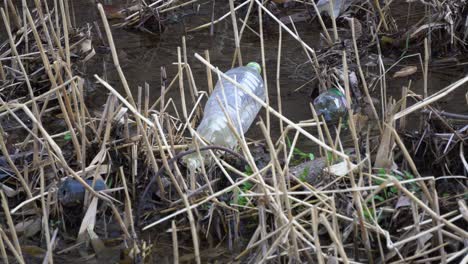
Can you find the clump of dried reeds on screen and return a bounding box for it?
[0,0,467,263]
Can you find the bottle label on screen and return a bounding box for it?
[330,88,344,97]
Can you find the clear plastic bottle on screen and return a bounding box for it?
[185,62,265,170]
[317,0,350,19]
[313,88,348,122]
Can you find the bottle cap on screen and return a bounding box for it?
[246,62,261,74]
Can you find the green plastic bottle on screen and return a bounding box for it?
[313,88,348,122]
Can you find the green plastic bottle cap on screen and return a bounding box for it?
[247,62,261,74]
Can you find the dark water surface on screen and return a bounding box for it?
[1,1,467,261]
[73,0,467,152]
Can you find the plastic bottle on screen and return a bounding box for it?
[317,0,350,19]
[58,178,107,206]
[185,62,265,170]
[313,88,348,122]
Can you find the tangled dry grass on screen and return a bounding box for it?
[0,0,467,263]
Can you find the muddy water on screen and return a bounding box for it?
[73,0,336,152]
[75,1,467,153]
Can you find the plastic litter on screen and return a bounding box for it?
[185,62,265,170]
[58,178,107,206]
[313,88,348,122]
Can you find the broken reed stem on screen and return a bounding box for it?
[146,120,201,264]
[0,191,23,260]
[19,104,131,239]
[276,25,286,161]
[25,7,82,162]
[172,221,179,264]
[177,46,188,120]
[342,50,373,263]
[6,0,21,29]
[119,167,137,239]
[373,0,389,31]
[320,214,349,263]
[1,7,41,166]
[229,0,242,67]
[182,36,198,107]
[311,207,325,264]
[308,0,333,46]
[0,128,33,199]
[0,228,24,264]
[423,38,429,99]
[431,181,447,263]
[257,1,270,132]
[238,0,255,39]
[0,61,5,80]
[97,4,166,199]
[328,0,338,42]
[259,121,299,258]
[350,18,382,133]
[390,177,468,238]
[0,234,8,264]
[40,168,53,264]
[204,50,214,94]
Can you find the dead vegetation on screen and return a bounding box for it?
[0,0,467,263]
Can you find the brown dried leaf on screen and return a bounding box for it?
[14,217,41,238]
[393,66,417,78]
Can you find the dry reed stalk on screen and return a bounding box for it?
[143,165,272,229]
[328,0,338,42]
[97,4,168,198]
[0,60,5,80]
[0,128,33,199]
[430,181,447,263]
[350,18,382,132]
[0,234,8,264]
[171,220,179,264]
[5,0,21,29]
[204,50,214,94]
[275,25,287,161]
[39,168,53,264]
[309,104,328,157]
[423,38,429,99]
[182,36,199,107]
[372,0,389,31]
[259,121,300,258]
[256,5,270,132]
[59,0,70,67]
[320,213,349,263]
[19,104,131,238]
[25,8,82,162]
[144,118,200,263]
[311,206,325,264]
[0,228,24,264]
[305,0,333,45]
[119,167,137,242]
[238,0,255,39]
[1,8,41,166]
[0,191,23,259]
[229,0,242,67]
[41,229,58,264]
[177,47,188,120]
[187,0,250,32]
[390,178,468,238]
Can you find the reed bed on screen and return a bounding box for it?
[0,0,467,263]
